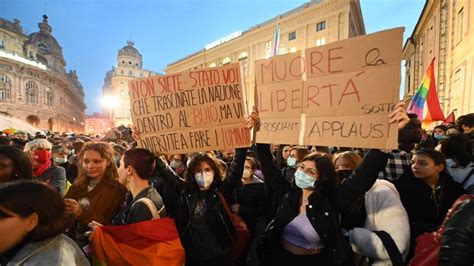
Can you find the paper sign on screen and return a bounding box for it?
[129,63,250,154]
[254,28,403,149]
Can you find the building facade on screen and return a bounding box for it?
[0,15,86,132]
[84,112,111,135]
[165,0,365,104]
[403,0,474,117]
[102,41,159,127]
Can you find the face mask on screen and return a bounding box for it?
[287,157,297,168]
[242,169,251,179]
[434,134,444,141]
[33,150,51,163]
[53,157,67,164]
[294,169,317,189]
[195,171,214,189]
[170,160,183,169]
[336,169,353,182]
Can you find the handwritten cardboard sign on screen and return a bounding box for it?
[129,63,250,154]
[255,28,403,149]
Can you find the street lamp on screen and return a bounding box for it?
[102,95,119,127]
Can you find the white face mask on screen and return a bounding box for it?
[195,171,214,189]
[53,157,67,164]
[242,169,251,179]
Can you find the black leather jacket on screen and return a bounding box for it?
[439,198,474,266]
[155,148,248,257]
[257,144,388,265]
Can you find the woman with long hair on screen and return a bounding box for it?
[64,142,127,247]
[0,180,88,265]
[334,151,410,265]
[0,145,33,183]
[395,148,466,259]
[257,102,409,265]
[152,111,260,266]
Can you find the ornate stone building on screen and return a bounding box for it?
[165,0,365,105]
[0,15,86,132]
[403,0,474,116]
[102,41,159,127]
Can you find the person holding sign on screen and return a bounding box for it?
[149,110,260,266]
[257,102,409,266]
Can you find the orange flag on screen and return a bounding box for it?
[92,218,185,266]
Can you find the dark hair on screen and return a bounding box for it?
[0,145,34,182]
[113,144,126,154]
[440,133,473,167]
[184,153,222,191]
[407,113,418,119]
[0,180,67,242]
[433,125,447,135]
[413,149,447,169]
[457,113,474,128]
[301,152,337,195]
[276,144,291,168]
[291,146,310,162]
[123,148,155,180]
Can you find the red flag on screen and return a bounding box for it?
[443,111,456,125]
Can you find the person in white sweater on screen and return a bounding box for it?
[334,151,410,265]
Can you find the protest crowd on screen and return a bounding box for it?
[0,105,473,266]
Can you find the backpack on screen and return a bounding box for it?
[409,194,474,266]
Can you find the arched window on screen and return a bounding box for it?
[0,74,11,101]
[25,81,38,104]
[46,87,54,106]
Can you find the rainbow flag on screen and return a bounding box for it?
[92,218,185,266]
[408,58,445,123]
[271,22,280,56]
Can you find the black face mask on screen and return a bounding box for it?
[337,169,353,182]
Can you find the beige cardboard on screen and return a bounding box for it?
[256,28,403,149]
[255,52,304,85]
[129,63,250,154]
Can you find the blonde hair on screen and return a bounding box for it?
[24,139,52,153]
[332,151,363,171]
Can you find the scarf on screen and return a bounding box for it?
[33,150,52,177]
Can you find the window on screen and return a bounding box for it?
[265,40,272,49]
[129,61,132,65]
[0,39,4,49]
[25,81,38,104]
[288,31,296,41]
[316,21,326,31]
[122,61,125,64]
[316,38,326,46]
[239,51,248,59]
[457,8,464,43]
[454,68,462,82]
[209,62,216,68]
[140,72,143,77]
[37,43,48,52]
[46,87,54,106]
[222,57,231,65]
[120,70,124,74]
[129,70,133,75]
[0,75,11,100]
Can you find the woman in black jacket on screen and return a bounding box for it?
[257,102,408,266]
[395,148,466,260]
[154,112,259,266]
